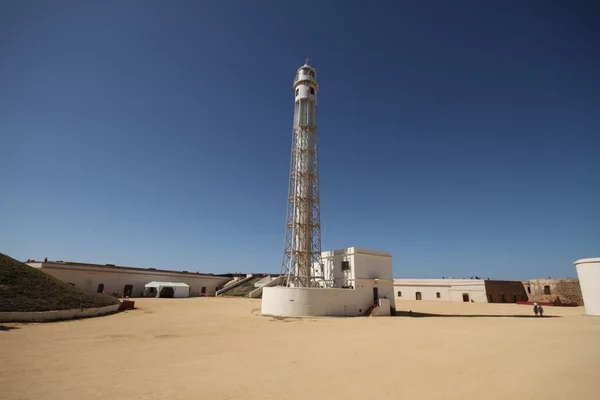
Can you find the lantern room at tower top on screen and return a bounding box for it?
[294,62,319,104]
[294,62,318,86]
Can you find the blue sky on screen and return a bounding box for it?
[1,1,598,279]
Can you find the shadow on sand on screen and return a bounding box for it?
[0,325,20,331]
[395,311,560,318]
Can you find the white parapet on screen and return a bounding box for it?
[574,258,600,316]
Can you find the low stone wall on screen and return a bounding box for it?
[0,303,121,323]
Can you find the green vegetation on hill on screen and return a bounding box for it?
[0,253,120,312]
[221,277,263,297]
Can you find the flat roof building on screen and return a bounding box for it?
[25,260,233,298]
[394,279,528,304]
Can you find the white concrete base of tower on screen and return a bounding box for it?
[263,247,395,317]
[574,258,600,316]
[261,286,391,317]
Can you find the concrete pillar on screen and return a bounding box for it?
[574,258,600,316]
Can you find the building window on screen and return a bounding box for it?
[309,70,315,77]
[310,87,315,95]
[97,284,104,293]
[527,286,531,294]
[415,292,422,300]
[295,88,299,96]
[341,261,350,270]
[436,292,441,298]
[462,293,470,302]
[544,285,551,295]
[397,291,402,297]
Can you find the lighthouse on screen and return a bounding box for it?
[261,63,395,317]
[280,61,323,288]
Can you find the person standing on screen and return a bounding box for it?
[533,302,539,316]
[538,304,544,317]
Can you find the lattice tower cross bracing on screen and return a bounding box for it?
[281,62,324,288]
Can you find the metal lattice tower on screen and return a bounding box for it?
[281,61,323,288]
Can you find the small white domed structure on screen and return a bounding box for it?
[574,258,600,316]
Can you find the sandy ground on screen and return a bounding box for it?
[1,298,599,400]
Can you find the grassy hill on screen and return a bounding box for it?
[0,253,120,312]
[220,277,263,297]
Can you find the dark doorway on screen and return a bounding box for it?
[373,287,379,305]
[159,287,174,298]
[513,294,517,303]
[124,284,133,297]
[201,287,207,296]
[415,292,422,300]
[97,283,104,293]
[501,294,506,303]
[544,285,551,295]
[488,294,493,303]
[462,293,470,302]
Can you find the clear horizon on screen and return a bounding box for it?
[1,1,598,280]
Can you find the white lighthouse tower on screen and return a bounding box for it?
[261,62,395,317]
[280,60,323,288]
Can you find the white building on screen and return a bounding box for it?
[144,281,190,298]
[26,260,233,298]
[262,247,395,317]
[574,258,600,316]
[394,279,487,303]
[394,279,528,304]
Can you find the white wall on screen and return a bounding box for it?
[574,258,600,316]
[395,285,451,302]
[171,286,190,298]
[351,249,395,309]
[28,263,231,298]
[315,250,349,288]
[351,248,394,281]
[262,286,390,317]
[394,279,488,303]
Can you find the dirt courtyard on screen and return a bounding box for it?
[1,298,599,400]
